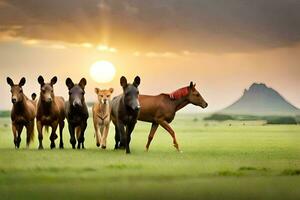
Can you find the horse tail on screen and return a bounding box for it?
[31,93,37,101]
[29,120,35,143]
[75,127,81,140]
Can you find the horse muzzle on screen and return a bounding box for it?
[201,102,208,108]
[11,98,17,104]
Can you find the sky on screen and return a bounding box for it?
[0,0,300,112]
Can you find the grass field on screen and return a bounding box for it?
[0,115,299,200]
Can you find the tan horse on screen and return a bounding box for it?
[92,88,114,149]
[138,82,208,151]
[36,76,65,149]
[7,77,37,148]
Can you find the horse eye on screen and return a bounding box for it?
[82,91,85,95]
[107,95,110,98]
[69,92,72,95]
[196,94,200,97]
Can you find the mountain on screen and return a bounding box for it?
[221,83,300,116]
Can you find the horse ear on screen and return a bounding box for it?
[38,76,45,86]
[51,76,57,85]
[79,78,87,89]
[6,77,14,86]
[19,77,26,87]
[109,88,114,94]
[95,88,100,94]
[189,81,193,88]
[66,78,74,90]
[189,82,196,91]
[133,76,141,87]
[120,76,127,88]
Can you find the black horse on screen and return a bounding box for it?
[65,78,89,149]
[111,76,141,154]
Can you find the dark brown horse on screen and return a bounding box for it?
[138,82,208,151]
[65,78,89,149]
[36,76,65,149]
[111,76,141,154]
[7,77,37,148]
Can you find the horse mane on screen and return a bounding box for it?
[169,87,189,100]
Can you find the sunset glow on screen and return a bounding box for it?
[89,61,116,83]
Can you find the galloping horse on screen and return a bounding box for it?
[7,77,37,148]
[138,82,208,151]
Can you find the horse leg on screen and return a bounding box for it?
[68,123,76,149]
[114,125,120,149]
[26,121,34,148]
[145,123,159,151]
[12,122,18,148]
[50,121,58,149]
[125,122,137,154]
[117,122,125,150]
[78,122,87,149]
[16,125,23,149]
[59,121,64,149]
[101,125,109,149]
[37,121,44,149]
[159,121,180,151]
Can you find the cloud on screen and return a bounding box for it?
[0,0,300,53]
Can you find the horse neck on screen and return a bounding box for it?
[13,95,27,113]
[172,96,189,112]
[40,99,54,114]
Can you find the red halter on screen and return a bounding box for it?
[169,87,189,100]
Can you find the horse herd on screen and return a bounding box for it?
[6,76,208,154]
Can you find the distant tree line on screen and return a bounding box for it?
[204,114,299,125]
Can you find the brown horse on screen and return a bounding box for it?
[36,76,65,149]
[7,77,37,148]
[138,82,208,151]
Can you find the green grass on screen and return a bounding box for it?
[0,115,300,200]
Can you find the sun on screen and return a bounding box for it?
[90,61,116,83]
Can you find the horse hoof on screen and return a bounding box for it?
[38,146,44,150]
[96,143,100,147]
[50,143,56,149]
[101,145,106,149]
[59,145,64,149]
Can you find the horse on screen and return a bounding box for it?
[92,87,114,149]
[111,76,141,154]
[65,78,89,149]
[138,82,208,151]
[6,77,37,148]
[36,76,65,149]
